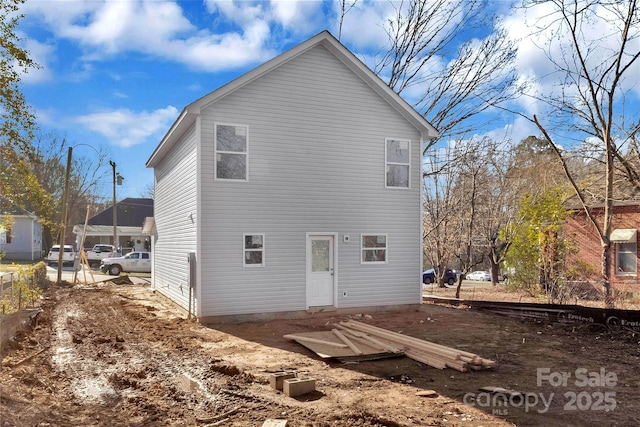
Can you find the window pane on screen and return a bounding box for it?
[617,243,637,273]
[387,140,409,163]
[362,235,386,248]
[312,240,330,272]
[618,252,636,272]
[217,125,247,152]
[363,249,386,262]
[245,235,263,249]
[217,153,246,179]
[245,251,263,265]
[618,242,635,253]
[386,164,409,187]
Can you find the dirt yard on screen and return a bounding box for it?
[1,282,639,426]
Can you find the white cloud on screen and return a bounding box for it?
[269,0,326,33]
[204,0,266,26]
[162,21,275,71]
[17,34,54,83]
[502,1,640,111]
[18,0,394,75]
[74,106,179,148]
[186,83,203,92]
[487,116,538,148]
[337,0,394,50]
[23,0,273,72]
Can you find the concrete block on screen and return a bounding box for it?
[283,377,316,397]
[269,371,296,391]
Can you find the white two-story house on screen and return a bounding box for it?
[146,31,438,322]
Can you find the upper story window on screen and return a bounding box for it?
[215,124,248,180]
[244,234,265,267]
[361,234,387,264]
[386,138,410,188]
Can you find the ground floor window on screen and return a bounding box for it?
[244,234,264,267]
[1,226,11,244]
[616,242,637,275]
[361,234,387,263]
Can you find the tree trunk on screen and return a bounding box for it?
[601,242,614,309]
[455,275,463,299]
[489,245,500,286]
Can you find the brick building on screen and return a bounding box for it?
[564,201,639,287]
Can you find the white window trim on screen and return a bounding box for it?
[385,138,411,189]
[243,233,265,267]
[214,123,249,181]
[361,234,388,264]
[615,241,637,276]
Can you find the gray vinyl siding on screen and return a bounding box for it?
[152,124,198,309]
[197,45,422,316]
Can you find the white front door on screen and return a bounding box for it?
[307,235,335,307]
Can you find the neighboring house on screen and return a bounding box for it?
[0,208,43,262]
[72,198,154,252]
[564,201,640,286]
[146,31,438,321]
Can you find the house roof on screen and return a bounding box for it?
[0,208,38,219]
[146,30,438,168]
[72,224,147,237]
[0,196,39,219]
[85,198,154,227]
[564,187,640,210]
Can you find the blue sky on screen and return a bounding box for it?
[15,0,640,200]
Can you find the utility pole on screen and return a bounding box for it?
[109,160,124,251]
[110,160,118,250]
[56,146,73,285]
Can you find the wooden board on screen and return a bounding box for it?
[285,331,397,359]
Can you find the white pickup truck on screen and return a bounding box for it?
[85,244,119,268]
[100,251,151,276]
[47,245,77,266]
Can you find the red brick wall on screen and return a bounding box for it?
[564,205,640,285]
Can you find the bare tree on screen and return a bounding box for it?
[337,0,358,40]
[29,133,111,248]
[525,0,640,307]
[424,135,537,296]
[470,141,520,286]
[375,0,525,151]
[447,141,487,297]
[422,144,465,287]
[141,183,155,200]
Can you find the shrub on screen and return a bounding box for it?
[0,264,44,314]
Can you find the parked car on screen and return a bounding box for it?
[100,251,151,275]
[85,244,120,268]
[423,268,457,285]
[466,270,491,281]
[47,245,77,266]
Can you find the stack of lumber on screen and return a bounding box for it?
[337,320,495,372]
